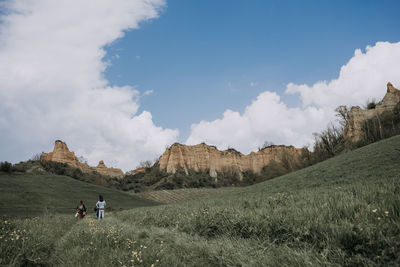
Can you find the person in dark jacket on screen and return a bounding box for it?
[76,200,86,219]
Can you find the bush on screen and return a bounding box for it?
[312,124,345,163]
[219,166,241,185]
[0,161,13,173]
[365,100,377,110]
[39,160,118,189]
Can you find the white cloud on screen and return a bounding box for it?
[187,42,400,152]
[143,89,154,96]
[187,92,328,152]
[286,42,400,109]
[0,0,178,171]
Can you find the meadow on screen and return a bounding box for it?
[1,135,400,266]
[0,173,156,216]
[135,187,238,203]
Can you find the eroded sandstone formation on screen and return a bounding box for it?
[94,160,124,178]
[343,82,400,142]
[158,143,302,180]
[40,140,124,178]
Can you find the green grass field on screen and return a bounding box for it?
[135,187,238,203]
[1,135,400,266]
[0,173,157,216]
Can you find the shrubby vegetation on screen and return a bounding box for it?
[39,160,121,188]
[0,161,13,173]
[365,99,377,110]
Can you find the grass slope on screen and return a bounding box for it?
[135,187,238,203]
[0,173,157,216]
[1,135,400,266]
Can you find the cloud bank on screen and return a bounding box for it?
[187,42,400,153]
[0,0,178,171]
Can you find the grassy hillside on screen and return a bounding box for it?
[135,187,238,203]
[1,135,400,266]
[0,173,157,216]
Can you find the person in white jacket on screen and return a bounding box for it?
[96,195,106,220]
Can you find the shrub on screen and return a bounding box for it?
[366,100,377,110]
[0,161,13,173]
[219,166,241,185]
[260,160,288,180]
[258,141,275,151]
[312,124,345,163]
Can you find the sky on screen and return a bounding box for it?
[0,0,400,171]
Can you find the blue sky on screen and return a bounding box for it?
[104,0,400,141]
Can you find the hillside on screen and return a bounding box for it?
[136,187,238,203]
[0,173,157,216]
[1,135,400,266]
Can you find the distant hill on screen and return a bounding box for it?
[0,172,157,216]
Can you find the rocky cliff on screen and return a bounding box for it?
[158,143,302,180]
[343,82,400,142]
[40,140,124,178]
[94,160,124,178]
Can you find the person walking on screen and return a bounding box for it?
[96,195,106,220]
[76,200,86,220]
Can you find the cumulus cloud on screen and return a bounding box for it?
[0,0,178,171]
[286,42,400,109]
[187,42,400,153]
[186,92,328,152]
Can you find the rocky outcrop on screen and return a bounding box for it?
[40,140,124,178]
[343,82,400,142]
[158,143,302,180]
[40,140,91,172]
[94,160,124,178]
[126,167,147,176]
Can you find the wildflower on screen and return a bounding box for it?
[377,217,381,220]
[156,259,159,262]
[384,211,389,216]
[372,209,377,213]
